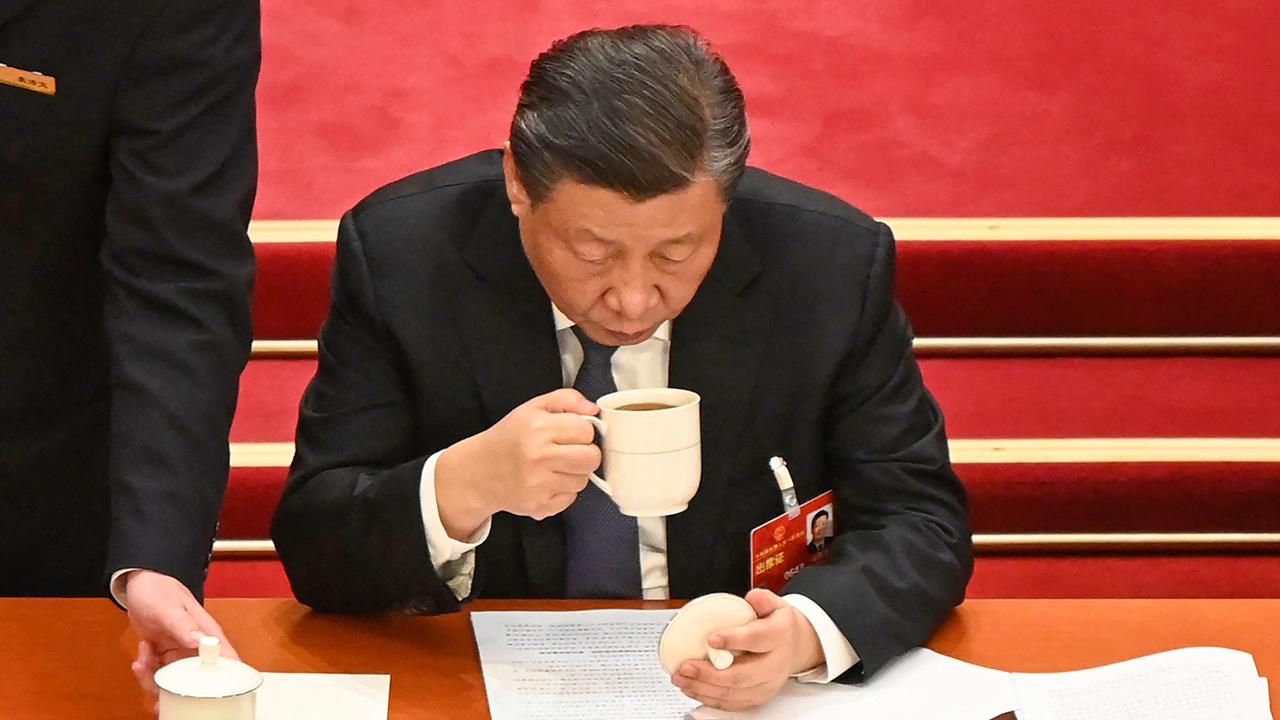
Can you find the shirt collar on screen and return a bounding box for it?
[551,303,671,343]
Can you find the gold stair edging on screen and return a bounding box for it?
[910,336,1280,355]
[947,438,1280,464]
[213,539,278,556]
[972,532,1280,552]
[230,438,1280,469]
[249,217,1280,243]
[251,336,1280,359]
[250,220,339,243]
[210,532,1280,558]
[231,442,294,468]
[886,216,1280,241]
[251,339,319,357]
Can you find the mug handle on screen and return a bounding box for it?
[580,415,612,498]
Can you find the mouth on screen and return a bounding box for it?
[605,327,653,344]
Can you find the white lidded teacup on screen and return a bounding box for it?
[154,636,262,720]
[658,593,757,674]
[581,387,701,517]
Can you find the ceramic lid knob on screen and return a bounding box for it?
[199,636,220,666]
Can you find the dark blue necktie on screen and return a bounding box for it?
[562,326,642,598]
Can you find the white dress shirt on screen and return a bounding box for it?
[418,305,859,682]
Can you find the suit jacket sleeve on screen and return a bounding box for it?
[271,212,462,614]
[101,0,259,598]
[783,223,974,680]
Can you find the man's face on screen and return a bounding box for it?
[812,515,830,540]
[504,149,725,346]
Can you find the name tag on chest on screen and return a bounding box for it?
[748,490,836,592]
[0,63,57,95]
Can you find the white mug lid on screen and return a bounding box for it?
[658,593,758,675]
[153,636,263,699]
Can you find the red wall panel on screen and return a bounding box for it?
[257,0,1280,218]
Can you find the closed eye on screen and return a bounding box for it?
[656,242,694,264]
[568,238,614,264]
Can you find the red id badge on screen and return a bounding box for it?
[749,490,836,593]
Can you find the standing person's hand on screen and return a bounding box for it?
[670,588,825,711]
[435,388,602,537]
[124,570,238,694]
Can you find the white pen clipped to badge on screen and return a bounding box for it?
[769,456,801,519]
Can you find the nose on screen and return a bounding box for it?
[603,265,660,321]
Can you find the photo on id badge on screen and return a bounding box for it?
[805,504,833,561]
[749,490,836,593]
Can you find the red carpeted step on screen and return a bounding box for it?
[206,558,292,598]
[919,356,1280,438]
[250,240,1280,340]
[252,242,334,340]
[221,460,1280,540]
[968,554,1280,599]
[224,356,1280,539]
[966,463,1280,533]
[203,554,1280,599]
[219,467,289,539]
[230,357,1280,442]
[234,352,1280,445]
[230,359,316,442]
[223,462,1280,539]
[224,462,1280,538]
[899,240,1280,336]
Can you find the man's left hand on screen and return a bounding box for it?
[670,588,824,711]
[124,570,238,695]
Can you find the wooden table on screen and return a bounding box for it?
[2,598,1277,718]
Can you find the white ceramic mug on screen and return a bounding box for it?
[581,388,701,517]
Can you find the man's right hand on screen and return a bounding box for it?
[124,570,238,697]
[435,388,601,537]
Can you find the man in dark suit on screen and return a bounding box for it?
[1,0,258,691]
[273,25,971,710]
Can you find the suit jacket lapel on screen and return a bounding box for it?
[455,191,567,597]
[667,213,765,598]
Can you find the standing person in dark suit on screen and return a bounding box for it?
[272,25,971,710]
[1,0,259,692]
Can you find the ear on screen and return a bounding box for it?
[502,142,532,219]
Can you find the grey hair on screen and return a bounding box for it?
[510,25,751,204]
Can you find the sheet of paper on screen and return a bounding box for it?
[256,672,390,720]
[1013,646,1269,720]
[696,645,1274,720]
[473,610,1274,720]
[471,609,700,720]
[689,648,1016,720]
[1257,678,1274,719]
